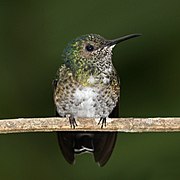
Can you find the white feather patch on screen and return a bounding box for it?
[87,75,95,84]
[73,87,97,117]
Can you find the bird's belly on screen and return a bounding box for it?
[56,85,118,118]
[71,87,97,118]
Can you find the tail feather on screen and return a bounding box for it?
[57,131,117,166]
[93,132,117,166]
[57,132,75,164]
[74,133,94,153]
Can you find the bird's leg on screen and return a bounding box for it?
[98,117,106,128]
[69,115,77,129]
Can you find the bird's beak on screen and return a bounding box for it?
[106,34,142,47]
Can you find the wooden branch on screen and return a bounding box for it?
[0,117,180,134]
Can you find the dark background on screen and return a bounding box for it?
[1,0,180,179]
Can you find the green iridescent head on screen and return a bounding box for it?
[62,33,141,73]
[63,34,107,70]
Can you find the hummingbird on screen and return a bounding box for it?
[53,33,141,166]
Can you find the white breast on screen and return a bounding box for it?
[72,87,98,118]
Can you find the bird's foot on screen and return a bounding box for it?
[69,115,77,129]
[98,117,106,128]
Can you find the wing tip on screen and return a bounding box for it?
[57,132,76,165]
[93,132,117,167]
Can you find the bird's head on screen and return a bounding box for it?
[62,33,141,74]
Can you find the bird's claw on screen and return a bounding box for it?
[69,116,77,129]
[98,117,106,128]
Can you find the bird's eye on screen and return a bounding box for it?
[85,44,94,52]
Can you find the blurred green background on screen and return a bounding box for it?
[1,0,180,179]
